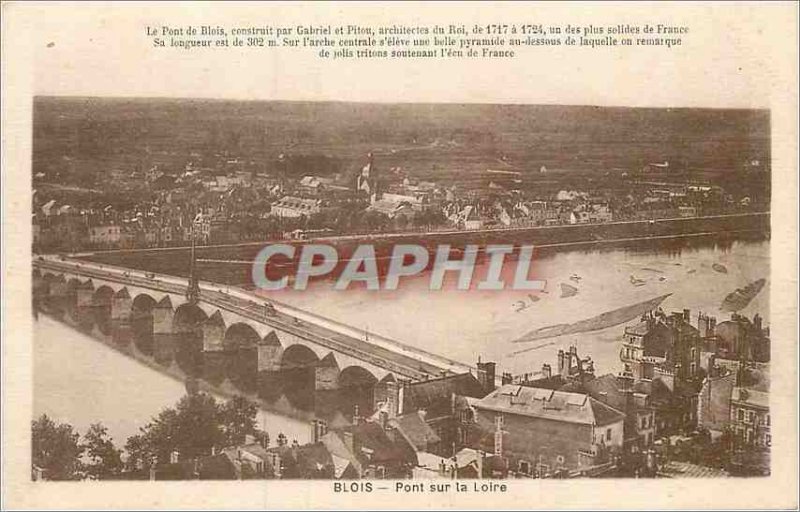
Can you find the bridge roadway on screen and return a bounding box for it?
[34,256,473,381]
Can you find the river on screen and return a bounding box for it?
[33,315,312,447]
[264,239,770,376]
[34,239,769,448]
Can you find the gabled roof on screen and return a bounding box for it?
[320,431,362,477]
[350,421,417,466]
[389,412,441,451]
[474,384,626,427]
[402,372,486,416]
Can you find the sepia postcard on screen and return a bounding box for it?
[2,1,798,510]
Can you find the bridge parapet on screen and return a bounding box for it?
[33,258,468,383]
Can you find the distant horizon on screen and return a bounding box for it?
[32,95,771,113]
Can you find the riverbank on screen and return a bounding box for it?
[77,211,770,287]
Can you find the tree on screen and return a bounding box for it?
[124,393,269,469]
[218,395,259,447]
[126,393,222,466]
[31,414,84,480]
[123,433,153,472]
[170,392,224,460]
[82,423,123,480]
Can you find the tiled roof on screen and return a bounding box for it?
[350,421,417,466]
[625,321,651,336]
[474,384,625,427]
[402,373,486,417]
[390,412,441,451]
[732,387,769,409]
[320,431,362,477]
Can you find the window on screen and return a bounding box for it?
[766,434,771,447]
[737,409,744,421]
[606,428,612,441]
[766,414,771,426]
[518,460,531,475]
[495,414,504,428]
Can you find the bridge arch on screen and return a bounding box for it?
[64,277,86,323]
[279,343,321,411]
[338,365,379,418]
[171,303,208,375]
[41,274,66,314]
[281,343,320,371]
[224,322,261,350]
[131,293,157,355]
[339,365,379,388]
[92,285,115,334]
[223,322,261,392]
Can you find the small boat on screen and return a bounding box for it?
[658,276,667,282]
[569,273,582,283]
[687,269,697,274]
[560,283,578,298]
[712,263,728,274]
[721,278,766,312]
[630,275,646,286]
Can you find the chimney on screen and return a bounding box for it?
[149,466,157,481]
[476,359,496,393]
[352,405,361,426]
[683,309,690,323]
[418,409,427,421]
[541,364,552,379]
[169,450,180,464]
[557,349,566,376]
[501,372,513,385]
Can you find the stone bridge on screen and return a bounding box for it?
[32,257,472,423]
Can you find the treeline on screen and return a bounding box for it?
[32,392,277,481]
